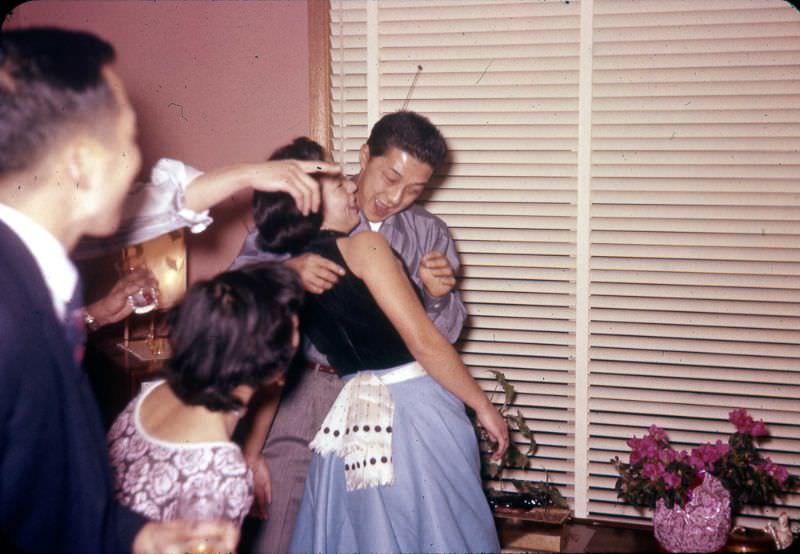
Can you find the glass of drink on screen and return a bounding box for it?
[117,249,159,314]
[176,489,230,554]
[127,285,158,314]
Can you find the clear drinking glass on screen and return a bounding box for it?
[175,489,229,554]
[118,249,159,314]
[177,489,226,521]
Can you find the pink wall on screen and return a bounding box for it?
[3,0,310,282]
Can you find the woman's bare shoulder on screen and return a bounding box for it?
[339,231,393,277]
[351,229,387,246]
[341,230,391,256]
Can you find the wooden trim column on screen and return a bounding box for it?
[308,0,331,152]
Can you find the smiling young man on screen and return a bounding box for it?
[230,112,468,554]
[347,111,464,333]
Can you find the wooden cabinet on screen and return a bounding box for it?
[84,325,166,429]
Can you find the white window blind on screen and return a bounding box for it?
[329,0,800,526]
[586,0,800,528]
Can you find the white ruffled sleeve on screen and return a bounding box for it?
[73,158,213,259]
[149,158,213,234]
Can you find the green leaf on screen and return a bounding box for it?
[489,370,516,407]
[485,462,502,479]
[503,442,529,470]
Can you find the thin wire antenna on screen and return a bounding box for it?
[402,64,423,110]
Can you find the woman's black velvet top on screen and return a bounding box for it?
[301,230,415,376]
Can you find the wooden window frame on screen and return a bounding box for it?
[308,0,332,152]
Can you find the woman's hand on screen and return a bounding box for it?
[241,160,341,215]
[247,456,272,519]
[133,520,239,554]
[476,403,509,461]
[184,159,341,217]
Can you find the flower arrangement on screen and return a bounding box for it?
[613,409,799,512]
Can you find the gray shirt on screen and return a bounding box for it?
[229,204,467,349]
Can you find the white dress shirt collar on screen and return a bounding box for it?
[0,203,78,320]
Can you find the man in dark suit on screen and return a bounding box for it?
[0,28,239,553]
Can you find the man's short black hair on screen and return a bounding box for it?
[366,110,448,171]
[0,27,118,176]
[253,136,325,254]
[166,263,304,412]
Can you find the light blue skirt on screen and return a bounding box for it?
[289,370,500,553]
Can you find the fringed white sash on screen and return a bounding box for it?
[309,361,426,491]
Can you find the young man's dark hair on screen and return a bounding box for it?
[167,263,303,412]
[0,27,118,175]
[254,136,325,253]
[365,110,448,171]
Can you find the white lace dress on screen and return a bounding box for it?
[107,381,253,524]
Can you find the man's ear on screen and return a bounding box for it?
[358,143,370,172]
[65,135,101,192]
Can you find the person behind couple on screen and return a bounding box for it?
[236,113,469,554]
[249,137,509,553]
[107,263,302,525]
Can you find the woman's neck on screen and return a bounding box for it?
[139,382,249,443]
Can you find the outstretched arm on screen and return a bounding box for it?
[340,232,508,460]
[73,159,341,260]
[184,159,340,216]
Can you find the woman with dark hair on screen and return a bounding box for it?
[107,263,303,525]
[250,137,508,553]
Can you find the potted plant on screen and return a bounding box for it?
[474,370,569,523]
[612,409,798,553]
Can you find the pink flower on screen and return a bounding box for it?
[648,425,668,443]
[642,436,661,457]
[689,440,729,472]
[758,459,789,486]
[663,472,682,490]
[729,408,750,430]
[628,433,663,465]
[729,409,768,438]
[642,462,665,481]
[659,448,680,464]
[750,420,768,438]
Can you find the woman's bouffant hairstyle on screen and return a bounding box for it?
[166,262,303,412]
[253,137,325,254]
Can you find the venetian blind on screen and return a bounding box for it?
[586,0,800,528]
[328,0,800,525]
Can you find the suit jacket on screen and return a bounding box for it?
[0,220,146,552]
